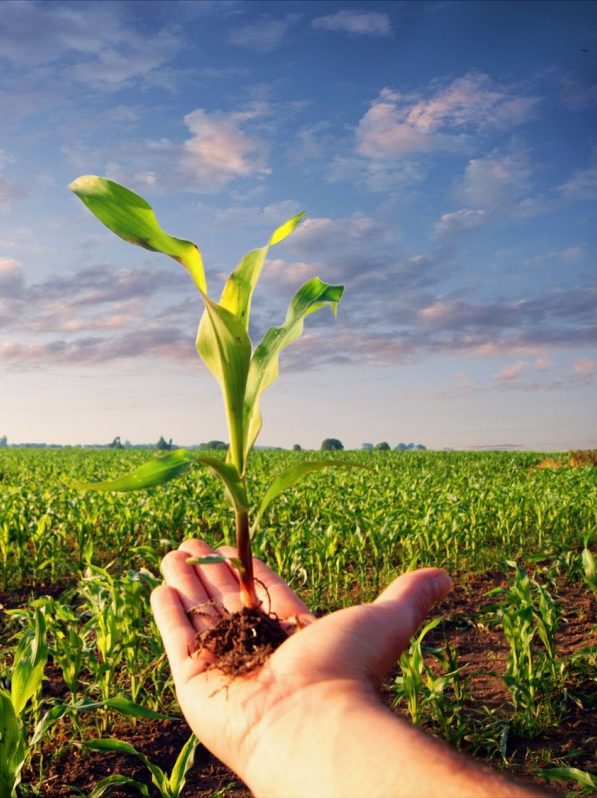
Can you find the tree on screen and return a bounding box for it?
[321,438,343,451]
[156,436,172,451]
[0,435,7,448]
[109,436,124,449]
[361,443,373,451]
[375,441,390,451]
[293,444,302,451]
[205,440,228,451]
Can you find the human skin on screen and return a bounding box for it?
[151,539,547,798]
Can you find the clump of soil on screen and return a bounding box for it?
[193,606,290,676]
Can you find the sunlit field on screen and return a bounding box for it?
[1,448,595,796]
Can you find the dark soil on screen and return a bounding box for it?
[193,605,290,676]
[17,572,597,797]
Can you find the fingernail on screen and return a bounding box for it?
[434,571,452,593]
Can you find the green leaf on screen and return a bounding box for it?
[86,774,150,798]
[85,738,141,756]
[219,212,305,330]
[186,554,244,571]
[30,703,70,748]
[186,554,228,565]
[168,734,199,797]
[69,176,207,294]
[243,277,343,460]
[0,689,26,798]
[85,738,165,790]
[74,450,197,491]
[196,295,251,473]
[193,455,248,509]
[252,459,365,533]
[74,449,247,510]
[11,608,47,716]
[538,767,595,789]
[582,547,596,581]
[104,696,173,721]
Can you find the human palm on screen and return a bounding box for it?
[151,538,451,783]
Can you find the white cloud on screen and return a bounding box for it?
[67,104,272,193]
[182,107,271,184]
[0,1,184,88]
[455,147,533,211]
[433,208,487,242]
[227,15,299,52]
[356,74,537,159]
[311,10,392,37]
[326,155,424,192]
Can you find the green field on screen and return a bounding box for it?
[1,449,596,796]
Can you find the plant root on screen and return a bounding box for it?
[192,606,291,676]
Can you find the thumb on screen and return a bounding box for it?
[363,568,452,682]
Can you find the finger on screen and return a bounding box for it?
[160,549,215,632]
[179,539,243,614]
[365,568,452,679]
[151,584,197,681]
[218,545,315,622]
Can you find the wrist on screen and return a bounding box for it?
[240,678,379,798]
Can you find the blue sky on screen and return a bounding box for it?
[0,0,595,450]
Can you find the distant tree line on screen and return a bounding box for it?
[0,435,426,451]
[362,441,426,451]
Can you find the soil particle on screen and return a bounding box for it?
[194,605,290,676]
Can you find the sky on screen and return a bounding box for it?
[0,0,596,451]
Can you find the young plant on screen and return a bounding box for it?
[69,176,347,611]
[84,733,198,798]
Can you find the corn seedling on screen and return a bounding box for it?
[393,617,470,742]
[500,562,563,730]
[392,615,443,725]
[84,732,198,798]
[69,176,350,611]
[0,609,47,797]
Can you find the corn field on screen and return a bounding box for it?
[1,448,595,797]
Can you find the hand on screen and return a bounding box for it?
[151,539,452,793]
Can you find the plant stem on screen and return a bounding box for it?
[235,507,260,609]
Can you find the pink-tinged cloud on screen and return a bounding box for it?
[356,74,537,159]
[493,360,528,382]
[182,107,270,185]
[574,357,596,374]
[0,257,24,293]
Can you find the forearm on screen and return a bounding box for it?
[243,682,546,798]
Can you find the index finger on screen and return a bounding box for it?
[150,583,197,679]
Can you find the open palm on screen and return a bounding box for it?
[151,538,452,784]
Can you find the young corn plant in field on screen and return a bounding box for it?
[69,176,347,613]
[0,609,47,797]
[499,562,564,731]
[84,733,198,798]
